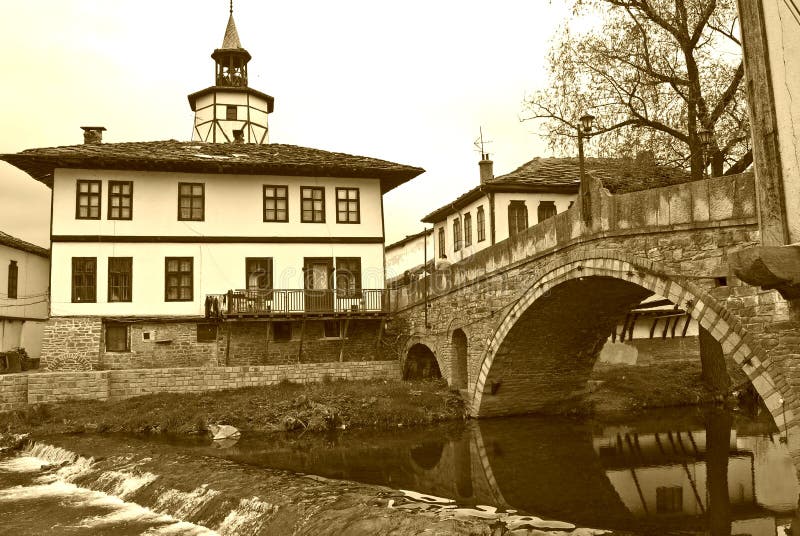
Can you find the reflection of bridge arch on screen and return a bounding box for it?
[472,251,790,435]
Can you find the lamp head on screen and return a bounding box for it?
[698,127,713,148]
[579,114,595,133]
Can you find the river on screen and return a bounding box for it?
[0,407,796,535]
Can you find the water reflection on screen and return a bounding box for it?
[188,409,798,535]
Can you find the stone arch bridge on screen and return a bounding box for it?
[388,173,800,460]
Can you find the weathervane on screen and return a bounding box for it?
[473,127,493,160]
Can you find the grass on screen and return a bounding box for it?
[0,378,465,436]
[580,360,718,415]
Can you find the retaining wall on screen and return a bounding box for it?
[0,360,400,412]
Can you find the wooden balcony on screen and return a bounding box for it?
[205,289,389,318]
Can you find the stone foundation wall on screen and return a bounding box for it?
[0,374,28,412]
[0,361,400,410]
[41,317,102,371]
[224,319,382,366]
[42,318,383,371]
[102,321,220,370]
[27,371,110,404]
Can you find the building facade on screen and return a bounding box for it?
[0,232,49,362]
[385,228,434,287]
[0,9,422,371]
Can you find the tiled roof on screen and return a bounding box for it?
[221,13,242,49]
[0,231,49,258]
[422,156,692,222]
[0,141,424,194]
[386,228,433,251]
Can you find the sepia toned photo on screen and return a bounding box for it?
[1,1,799,534]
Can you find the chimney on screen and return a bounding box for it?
[479,153,494,184]
[81,126,106,145]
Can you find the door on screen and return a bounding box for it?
[304,258,333,312]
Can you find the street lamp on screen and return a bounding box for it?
[697,126,713,177]
[577,113,595,225]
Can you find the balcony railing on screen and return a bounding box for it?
[205,289,389,317]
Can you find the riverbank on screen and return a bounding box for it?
[0,360,739,436]
[0,378,466,436]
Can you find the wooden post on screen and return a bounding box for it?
[338,318,350,362]
[297,318,306,363]
[375,319,384,361]
[225,321,231,367]
[264,320,271,365]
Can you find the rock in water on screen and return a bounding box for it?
[208,424,241,441]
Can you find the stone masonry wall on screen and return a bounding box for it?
[224,319,382,366]
[0,374,28,412]
[40,317,102,371]
[102,321,219,370]
[0,361,400,410]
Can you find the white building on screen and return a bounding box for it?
[0,232,49,363]
[385,228,434,287]
[0,8,423,370]
[423,152,692,268]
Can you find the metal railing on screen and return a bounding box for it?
[205,289,388,316]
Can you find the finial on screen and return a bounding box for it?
[230,0,233,15]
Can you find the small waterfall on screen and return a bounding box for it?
[217,497,279,535]
[5,441,284,535]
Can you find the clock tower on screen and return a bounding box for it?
[188,3,274,144]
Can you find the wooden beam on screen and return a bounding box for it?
[297,318,306,363]
[338,318,350,362]
[264,320,271,365]
[375,320,385,361]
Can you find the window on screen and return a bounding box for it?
[226,105,237,120]
[108,257,132,302]
[301,187,325,222]
[537,200,557,223]
[72,257,97,303]
[76,180,101,219]
[453,218,463,252]
[508,201,528,237]
[323,320,342,338]
[273,322,292,341]
[438,227,446,258]
[336,188,360,223]
[7,261,17,299]
[263,185,288,222]
[197,323,217,342]
[246,258,273,292]
[165,257,193,301]
[108,181,133,220]
[463,213,472,247]
[477,206,486,242]
[656,486,683,514]
[178,183,204,221]
[105,323,129,352]
[336,257,361,298]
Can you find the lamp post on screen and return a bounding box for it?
[577,113,595,225]
[697,126,713,177]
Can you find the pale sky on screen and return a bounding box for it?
[0,0,572,248]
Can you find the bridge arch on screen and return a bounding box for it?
[471,251,791,435]
[451,329,469,389]
[403,342,442,380]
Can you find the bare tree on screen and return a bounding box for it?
[524,0,751,180]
